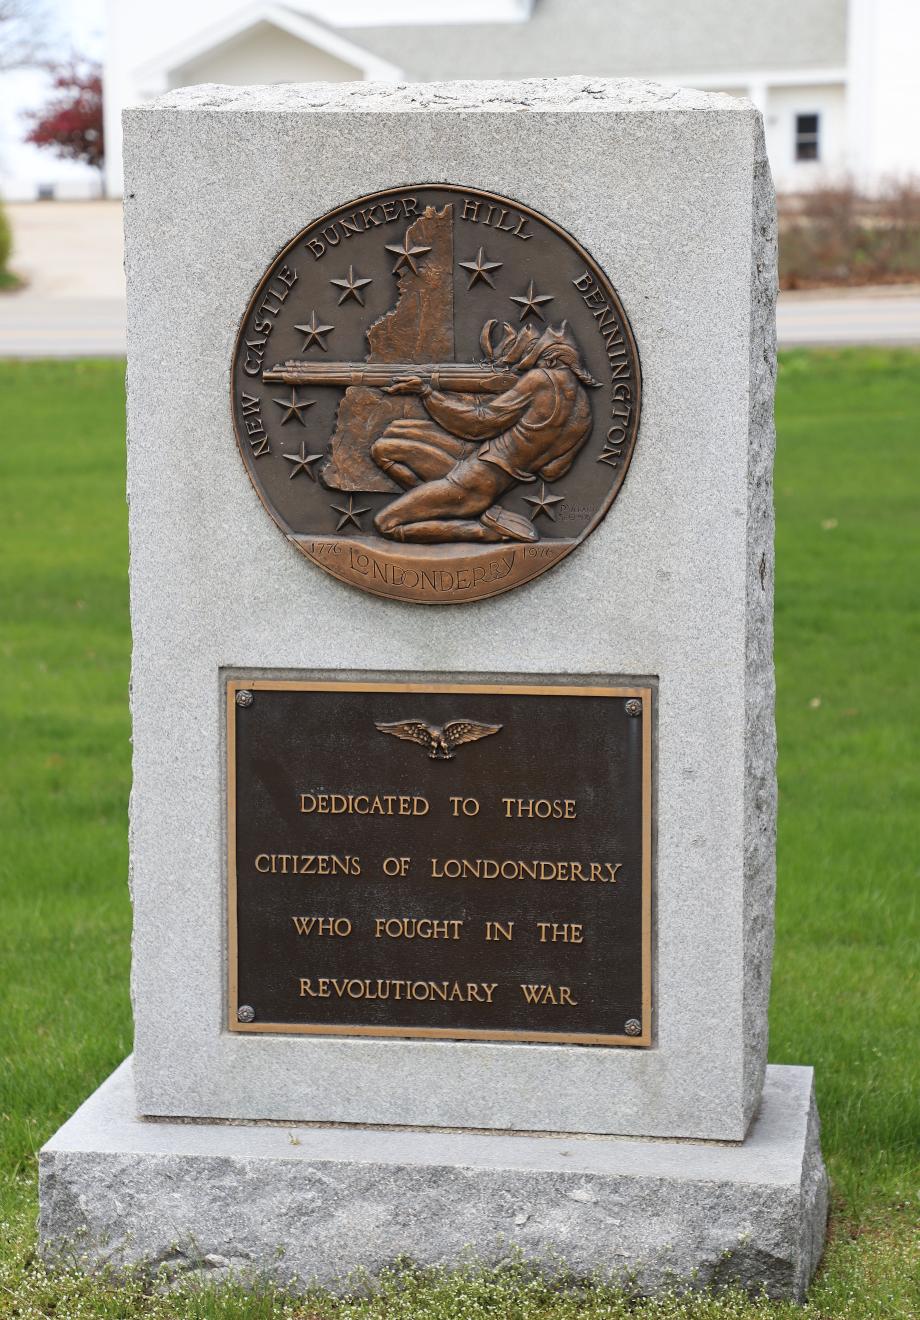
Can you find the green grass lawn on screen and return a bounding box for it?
[0,352,917,1318]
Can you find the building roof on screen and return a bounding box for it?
[132,3,402,92]
[347,0,848,80]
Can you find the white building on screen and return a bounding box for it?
[7,0,920,202]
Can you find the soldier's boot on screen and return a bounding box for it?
[480,505,539,543]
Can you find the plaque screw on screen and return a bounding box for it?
[236,690,253,708]
[237,1005,255,1023]
[625,699,642,717]
[624,1018,642,1036]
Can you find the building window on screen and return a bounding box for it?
[795,113,820,162]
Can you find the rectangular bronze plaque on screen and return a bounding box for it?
[227,679,652,1046]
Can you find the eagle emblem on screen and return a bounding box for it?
[374,718,502,760]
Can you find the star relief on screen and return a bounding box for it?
[330,494,371,531]
[385,233,432,275]
[523,481,566,521]
[283,441,323,481]
[330,266,373,305]
[459,247,503,289]
[510,280,554,322]
[272,388,315,425]
[294,310,334,352]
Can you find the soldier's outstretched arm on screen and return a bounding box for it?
[422,380,532,440]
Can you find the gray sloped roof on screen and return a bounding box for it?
[347,0,848,81]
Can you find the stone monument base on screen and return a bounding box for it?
[39,1060,827,1301]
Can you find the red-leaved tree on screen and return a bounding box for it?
[24,58,104,176]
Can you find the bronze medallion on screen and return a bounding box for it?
[231,186,641,604]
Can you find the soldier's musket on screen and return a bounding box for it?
[262,361,518,393]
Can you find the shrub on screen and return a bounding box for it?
[0,199,12,276]
[778,176,920,288]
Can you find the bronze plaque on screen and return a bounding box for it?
[231,186,641,604]
[228,679,652,1046]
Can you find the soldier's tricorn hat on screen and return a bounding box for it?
[512,321,578,368]
[480,319,597,384]
[480,319,537,365]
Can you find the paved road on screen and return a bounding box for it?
[1,203,918,355]
[0,296,127,357]
[776,286,920,347]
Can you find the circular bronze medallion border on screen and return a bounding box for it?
[231,184,642,604]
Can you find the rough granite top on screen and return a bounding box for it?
[132,77,753,117]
